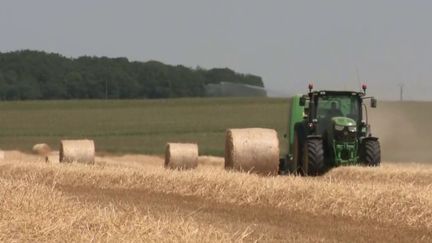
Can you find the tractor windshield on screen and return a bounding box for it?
[315,94,361,127]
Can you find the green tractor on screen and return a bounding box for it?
[280,84,381,176]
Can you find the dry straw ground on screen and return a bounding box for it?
[0,151,431,242]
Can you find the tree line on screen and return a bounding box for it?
[0,50,264,100]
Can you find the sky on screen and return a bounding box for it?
[1,0,432,100]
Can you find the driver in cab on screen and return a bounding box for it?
[328,101,343,118]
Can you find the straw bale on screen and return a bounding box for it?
[225,128,279,175]
[165,143,198,170]
[32,143,51,156]
[60,139,95,164]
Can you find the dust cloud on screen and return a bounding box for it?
[369,101,432,163]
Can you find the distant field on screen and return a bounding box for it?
[0,98,288,156]
[0,98,430,162]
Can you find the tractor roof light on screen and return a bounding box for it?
[362,84,367,94]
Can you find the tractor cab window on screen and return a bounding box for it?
[315,95,361,125]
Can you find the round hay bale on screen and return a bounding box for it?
[225,128,279,175]
[165,143,198,170]
[60,139,95,164]
[32,143,51,156]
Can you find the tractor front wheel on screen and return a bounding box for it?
[302,139,325,176]
[361,140,381,166]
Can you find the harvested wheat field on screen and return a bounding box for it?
[0,151,431,242]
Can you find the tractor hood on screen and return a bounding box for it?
[332,117,356,127]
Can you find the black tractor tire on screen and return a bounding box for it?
[361,140,381,166]
[279,154,297,175]
[302,139,326,176]
[279,157,288,175]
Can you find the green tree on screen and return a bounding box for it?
[0,50,264,100]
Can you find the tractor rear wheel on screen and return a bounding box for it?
[361,140,381,166]
[302,139,325,176]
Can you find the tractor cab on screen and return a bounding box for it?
[282,84,381,176]
[309,91,363,135]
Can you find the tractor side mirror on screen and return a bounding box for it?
[299,97,306,106]
[371,98,377,108]
[303,108,309,119]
